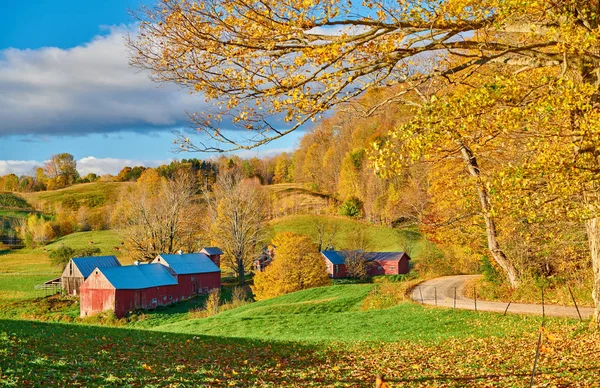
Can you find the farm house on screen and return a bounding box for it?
[80,249,222,318]
[321,250,411,278]
[152,253,221,295]
[61,256,121,296]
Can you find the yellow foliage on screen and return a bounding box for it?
[252,232,330,300]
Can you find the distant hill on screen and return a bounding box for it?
[266,183,338,216]
[267,214,426,257]
[20,182,132,213]
[0,192,36,221]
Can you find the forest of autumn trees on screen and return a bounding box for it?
[129,0,600,320]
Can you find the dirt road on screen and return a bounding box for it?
[410,275,594,319]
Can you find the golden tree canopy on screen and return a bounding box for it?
[252,232,330,300]
[130,0,600,151]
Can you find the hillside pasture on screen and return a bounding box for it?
[267,183,337,216]
[268,214,427,257]
[1,285,599,386]
[156,284,582,343]
[21,182,130,213]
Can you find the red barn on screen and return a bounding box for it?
[152,253,221,295]
[80,263,181,318]
[321,250,411,278]
[200,247,223,268]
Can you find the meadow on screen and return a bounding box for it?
[20,181,130,212]
[1,284,599,387]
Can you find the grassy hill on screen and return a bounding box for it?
[0,192,37,222]
[1,284,598,386]
[0,230,127,301]
[20,181,131,213]
[155,284,569,343]
[267,214,427,257]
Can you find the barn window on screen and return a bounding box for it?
[152,298,157,304]
[169,295,173,300]
[163,296,167,301]
[390,266,396,270]
[191,277,195,281]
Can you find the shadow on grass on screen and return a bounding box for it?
[0,319,354,386]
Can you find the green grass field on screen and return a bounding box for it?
[0,230,127,302]
[267,214,428,257]
[156,284,579,343]
[20,182,131,212]
[1,284,599,386]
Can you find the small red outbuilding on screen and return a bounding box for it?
[321,250,411,278]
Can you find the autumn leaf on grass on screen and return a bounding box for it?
[141,363,153,371]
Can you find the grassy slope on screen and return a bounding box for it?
[1,284,599,386]
[0,230,127,301]
[20,181,131,212]
[157,284,576,343]
[267,214,427,257]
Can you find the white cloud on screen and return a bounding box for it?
[233,147,293,159]
[0,160,41,176]
[77,156,171,176]
[0,157,171,176]
[0,26,206,136]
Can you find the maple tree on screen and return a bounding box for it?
[252,232,330,300]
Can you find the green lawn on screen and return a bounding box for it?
[1,283,599,386]
[21,181,131,212]
[156,284,580,343]
[268,214,428,257]
[38,230,126,259]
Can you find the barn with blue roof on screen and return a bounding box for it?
[153,252,221,296]
[80,263,182,318]
[79,248,223,318]
[321,250,411,278]
[61,255,121,296]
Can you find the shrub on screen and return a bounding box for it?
[339,196,363,218]
[481,256,502,285]
[49,245,75,267]
[204,289,221,317]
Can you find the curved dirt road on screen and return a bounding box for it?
[410,275,594,319]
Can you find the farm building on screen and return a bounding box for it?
[61,256,121,296]
[80,263,180,318]
[200,247,223,267]
[152,253,221,295]
[321,250,411,278]
[80,250,222,318]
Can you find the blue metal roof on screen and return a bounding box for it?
[71,256,121,278]
[321,250,347,265]
[321,250,409,265]
[99,263,178,290]
[155,253,220,275]
[201,247,224,255]
[364,252,409,262]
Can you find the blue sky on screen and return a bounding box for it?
[0,0,302,176]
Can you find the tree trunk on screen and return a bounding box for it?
[459,143,520,288]
[238,257,245,286]
[586,217,600,326]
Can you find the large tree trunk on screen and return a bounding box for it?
[586,217,600,326]
[238,257,246,286]
[459,143,520,288]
